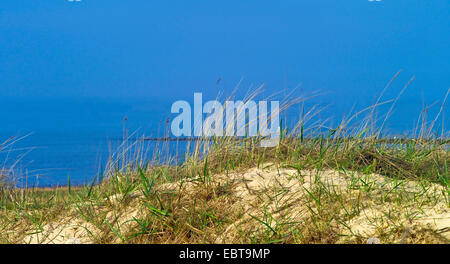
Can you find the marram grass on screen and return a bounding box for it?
[0,132,448,244]
[0,88,449,244]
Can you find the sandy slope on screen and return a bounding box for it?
[24,164,449,244]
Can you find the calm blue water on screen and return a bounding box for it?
[0,96,447,187]
[0,98,175,187]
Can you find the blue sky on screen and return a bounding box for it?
[0,1,449,119]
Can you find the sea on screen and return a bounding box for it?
[0,96,446,187]
[0,97,176,187]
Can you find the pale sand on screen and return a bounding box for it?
[24,164,449,244]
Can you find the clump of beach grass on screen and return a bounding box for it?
[0,84,448,244]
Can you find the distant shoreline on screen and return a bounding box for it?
[131,136,449,145]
